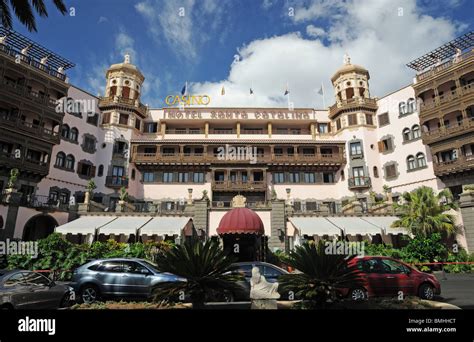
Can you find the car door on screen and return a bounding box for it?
[361,259,390,296]
[2,272,34,309]
[379,259,415,296]
[121,261,154,298]
[21,272,55,309]
[95,261,126,296]
[262,265,284,283]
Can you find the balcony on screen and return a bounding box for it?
[105,176,129,188]
[0,114,60,144]
[132,152,345,165]
[419,84,474,115]
[416,49,474,83]
[348,176,371,189]
[0,78,61,113]
[98,96,147,118]
[211,200,269,208]
[422,118,474,144]
[211,180,267,191]
[328,97,377,118]
[0,43,67,81]
[433,155,474,176]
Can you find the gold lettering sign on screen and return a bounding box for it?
[164,109,311,120]
[165,95,211,106]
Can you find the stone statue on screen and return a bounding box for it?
[250,267,280,300]
[453,48,462,63]
[343,52,351,65]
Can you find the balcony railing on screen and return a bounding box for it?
[420,85,474,112]
[422,118,474,144]
[98,96,147,117]
[348,176,371,189]
[211,180,267,191]
[0,78,60,110]
[105,176,129,188]
[211,200,269,208]
[329,97,377,118]
[132,152,345,165]
[416,50,474,82]
[0,43,67,81]
[0,113,60,143]
[433,155,474,176]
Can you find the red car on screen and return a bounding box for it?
[341,256,441,301]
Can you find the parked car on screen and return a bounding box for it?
[0,269,74,309]
[70,258,185,303]
[226,261,290,301]
[341,256,441,301]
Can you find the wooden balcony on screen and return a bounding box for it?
[132,152,345,165]
[98,96,147,117]
[416,49,474,83]
[328,97,377,118]
[433,155,474,176]
[211,180,267,191]
[422,118,474,145]
[419,84,474,117]
[0,114,61,144]
[348,176,371,189]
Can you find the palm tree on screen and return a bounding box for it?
[0,0,67,32]
[391,186,458,238]
[152,240,243,309]
[278,241,364,308]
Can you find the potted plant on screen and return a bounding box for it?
[84,179,96,204]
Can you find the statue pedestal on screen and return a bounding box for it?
[251,299,278,310]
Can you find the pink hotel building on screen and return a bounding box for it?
[0,28,473,254]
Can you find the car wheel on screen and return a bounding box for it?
[223,291,235,303]
[59,293,73,308]
[418,284,435,300]
[80,285,100,304]
[349,287,367,301]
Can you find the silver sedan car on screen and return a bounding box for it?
[70,258,185,303]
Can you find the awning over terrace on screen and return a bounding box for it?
[289,216,407,237]
[55,216,193,237]
[55,216,117,235]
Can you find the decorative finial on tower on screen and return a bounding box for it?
[343,52,351,65]
[0,35,7,45]
[124,53,131,64]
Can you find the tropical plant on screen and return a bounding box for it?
[7,168,19,189]
[278,241,364,308]
[391,186,458,238]
[119,186,128,202]
[0,0,67,32]
[201,190,208,200]
[152,240,242,308]
[86,179,96,194]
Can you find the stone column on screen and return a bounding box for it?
[269,200,286,252]
[267,122,272,138]
[193,200,209,239]
[204,122,209,138]
[460,189,474,253]
[236,122,241,138]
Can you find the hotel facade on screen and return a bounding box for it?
[0,28,473,256]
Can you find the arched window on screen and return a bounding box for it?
[70,127,78,142]
[402,128,411,141]
[416,152,426,168]
[407,155,416,170]
[398,102,407,115]
[65,154,75,170]
[98,165,104,177]
[373,166,379,178]
[407,98,416,113]
[55,152,65,167]
[412,124,421,139]
[61,124,70,139]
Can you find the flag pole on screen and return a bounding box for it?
[322,82,326,109]
[287,81,290,108]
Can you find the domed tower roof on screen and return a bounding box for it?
[106,53,144,82]
[331,53,369,83]
[216,208,264,235]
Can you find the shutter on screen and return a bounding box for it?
[77,161,83,175]
[378,141,385,152]
[89,165,96,177]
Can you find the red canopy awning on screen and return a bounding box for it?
[217,208,264,235]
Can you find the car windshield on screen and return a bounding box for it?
[139,260,160,272]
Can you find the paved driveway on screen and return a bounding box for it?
[433,273,474,309]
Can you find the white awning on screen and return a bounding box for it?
[289,217,343,237]
[326,217,382,236]
[360,216,408,235]
[99,216,153,235]
[55,216,117,235]
[139,217,192,236]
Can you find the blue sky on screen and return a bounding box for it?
[10,0,474,108]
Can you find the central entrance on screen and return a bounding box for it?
[216,195,265,262]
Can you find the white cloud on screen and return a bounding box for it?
[97,16,108,24]
[135,0,228,61]
[306,25,326,38]
[115,32,136,61]
[191,0,465,108]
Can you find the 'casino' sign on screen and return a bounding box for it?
[165,95,211,106]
